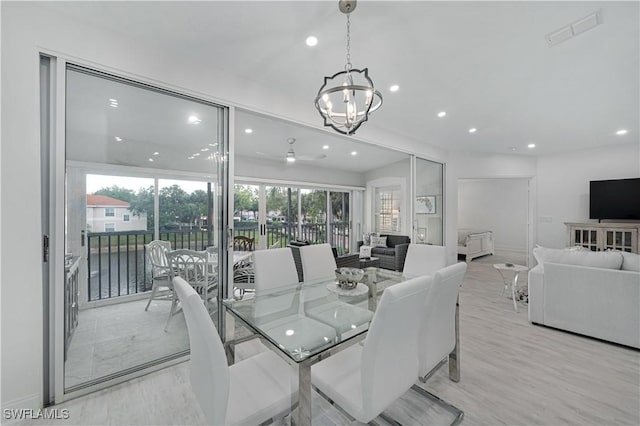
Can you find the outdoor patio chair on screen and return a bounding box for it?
[144,240,173,311]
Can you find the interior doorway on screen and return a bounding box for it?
[457,178,532,266]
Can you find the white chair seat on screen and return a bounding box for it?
[306,302,373,334]
[227,351,296,426]
[311,344,366,420]
[261,314,337,354]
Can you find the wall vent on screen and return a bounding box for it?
[545,10,602,47]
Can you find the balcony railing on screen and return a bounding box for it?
[87,229,211,301]
[87,223,349,301]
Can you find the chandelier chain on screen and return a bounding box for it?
[345,13,352,71]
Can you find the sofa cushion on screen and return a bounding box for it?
[533,247,623,271]
[620,251,640,272]
[371,247,396,256]
[370,236,388,248]
[384,235,411,247]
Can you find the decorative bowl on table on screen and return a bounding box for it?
[335,268,365,290]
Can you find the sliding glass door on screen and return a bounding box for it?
[64,64,227,394]
[235,182,355,253]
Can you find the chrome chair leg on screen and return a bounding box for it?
[411,384,464,426]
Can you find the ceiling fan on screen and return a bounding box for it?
[256,138,326,163]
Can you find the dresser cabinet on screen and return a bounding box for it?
[565,222,640,253]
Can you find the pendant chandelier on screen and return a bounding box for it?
[315,0,382,135]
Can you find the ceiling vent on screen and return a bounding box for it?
[545,10,602,47]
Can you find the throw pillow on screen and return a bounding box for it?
[359,245,372,259]
[362,233,372,246]
[370,236,388,248]
[620,251,640,272]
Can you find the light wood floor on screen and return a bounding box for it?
[30,257,639,425]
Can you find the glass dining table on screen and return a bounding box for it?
[220,267,461,426]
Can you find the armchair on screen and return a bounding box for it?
[358,234,411,271]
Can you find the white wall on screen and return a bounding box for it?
[0,2,447,409]
[537,142,640,249]
[458,178,529,254]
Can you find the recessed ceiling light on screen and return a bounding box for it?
[201,148,209,152]
[322,145,329,150]
[305,36,318,47]
[616,129,628,135]
[437,111,447,118]
[389,85,399,92]
[527,143,536,149]
[193,153,200,157]
[468,128,477,133]
[209,143,218,147]
[114,136,122,142]
[148,158,154,162]
[245,128,253,134]
[351,151,358,156]
[509,147,517,151]
[187,156,195,160]
[109,98,119,108]
[152,151,159,156]
[188,115,202,124]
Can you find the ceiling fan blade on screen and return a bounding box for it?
[297,154,327,161]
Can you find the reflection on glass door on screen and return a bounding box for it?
[300,189,327,243]
[266,185,299,248]
[414,157,444,245]
[64,65,227,394]
[329,191,350,254]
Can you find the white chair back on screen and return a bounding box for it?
[360,275,431,420]
[253,248,299,292]
[167,249,215,302]
[173,277,230,425]
[299,243,337,282]
[146,240,171,276]
[252,248,300,319]
[403,244,447,277]
[418,262,467,377]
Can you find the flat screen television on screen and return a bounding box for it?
[589,178,640,220]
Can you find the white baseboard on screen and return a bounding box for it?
[1,393,42,424]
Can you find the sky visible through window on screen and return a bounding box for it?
[86,174,208,194]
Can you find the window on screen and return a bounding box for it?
[104,223,116,232]
[123,214,130,222]
[375,186,401,234]
[105,207,114,217]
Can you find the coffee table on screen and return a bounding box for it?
[359,257,380,268]
[493,263,529,312]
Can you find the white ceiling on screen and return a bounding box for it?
[48,1,639,157]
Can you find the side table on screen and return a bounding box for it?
[493,263,528,312]
[359,257,380,269]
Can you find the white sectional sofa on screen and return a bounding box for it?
[528,247,640,348]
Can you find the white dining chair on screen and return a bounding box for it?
[252,247,338,355]
[299,243,337,282]
[144,240,172,311]
[173,277,296,426]
[311,275,431,424]
[253,248,300,291]
[403,243,447,277]
[414,262,467,425]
